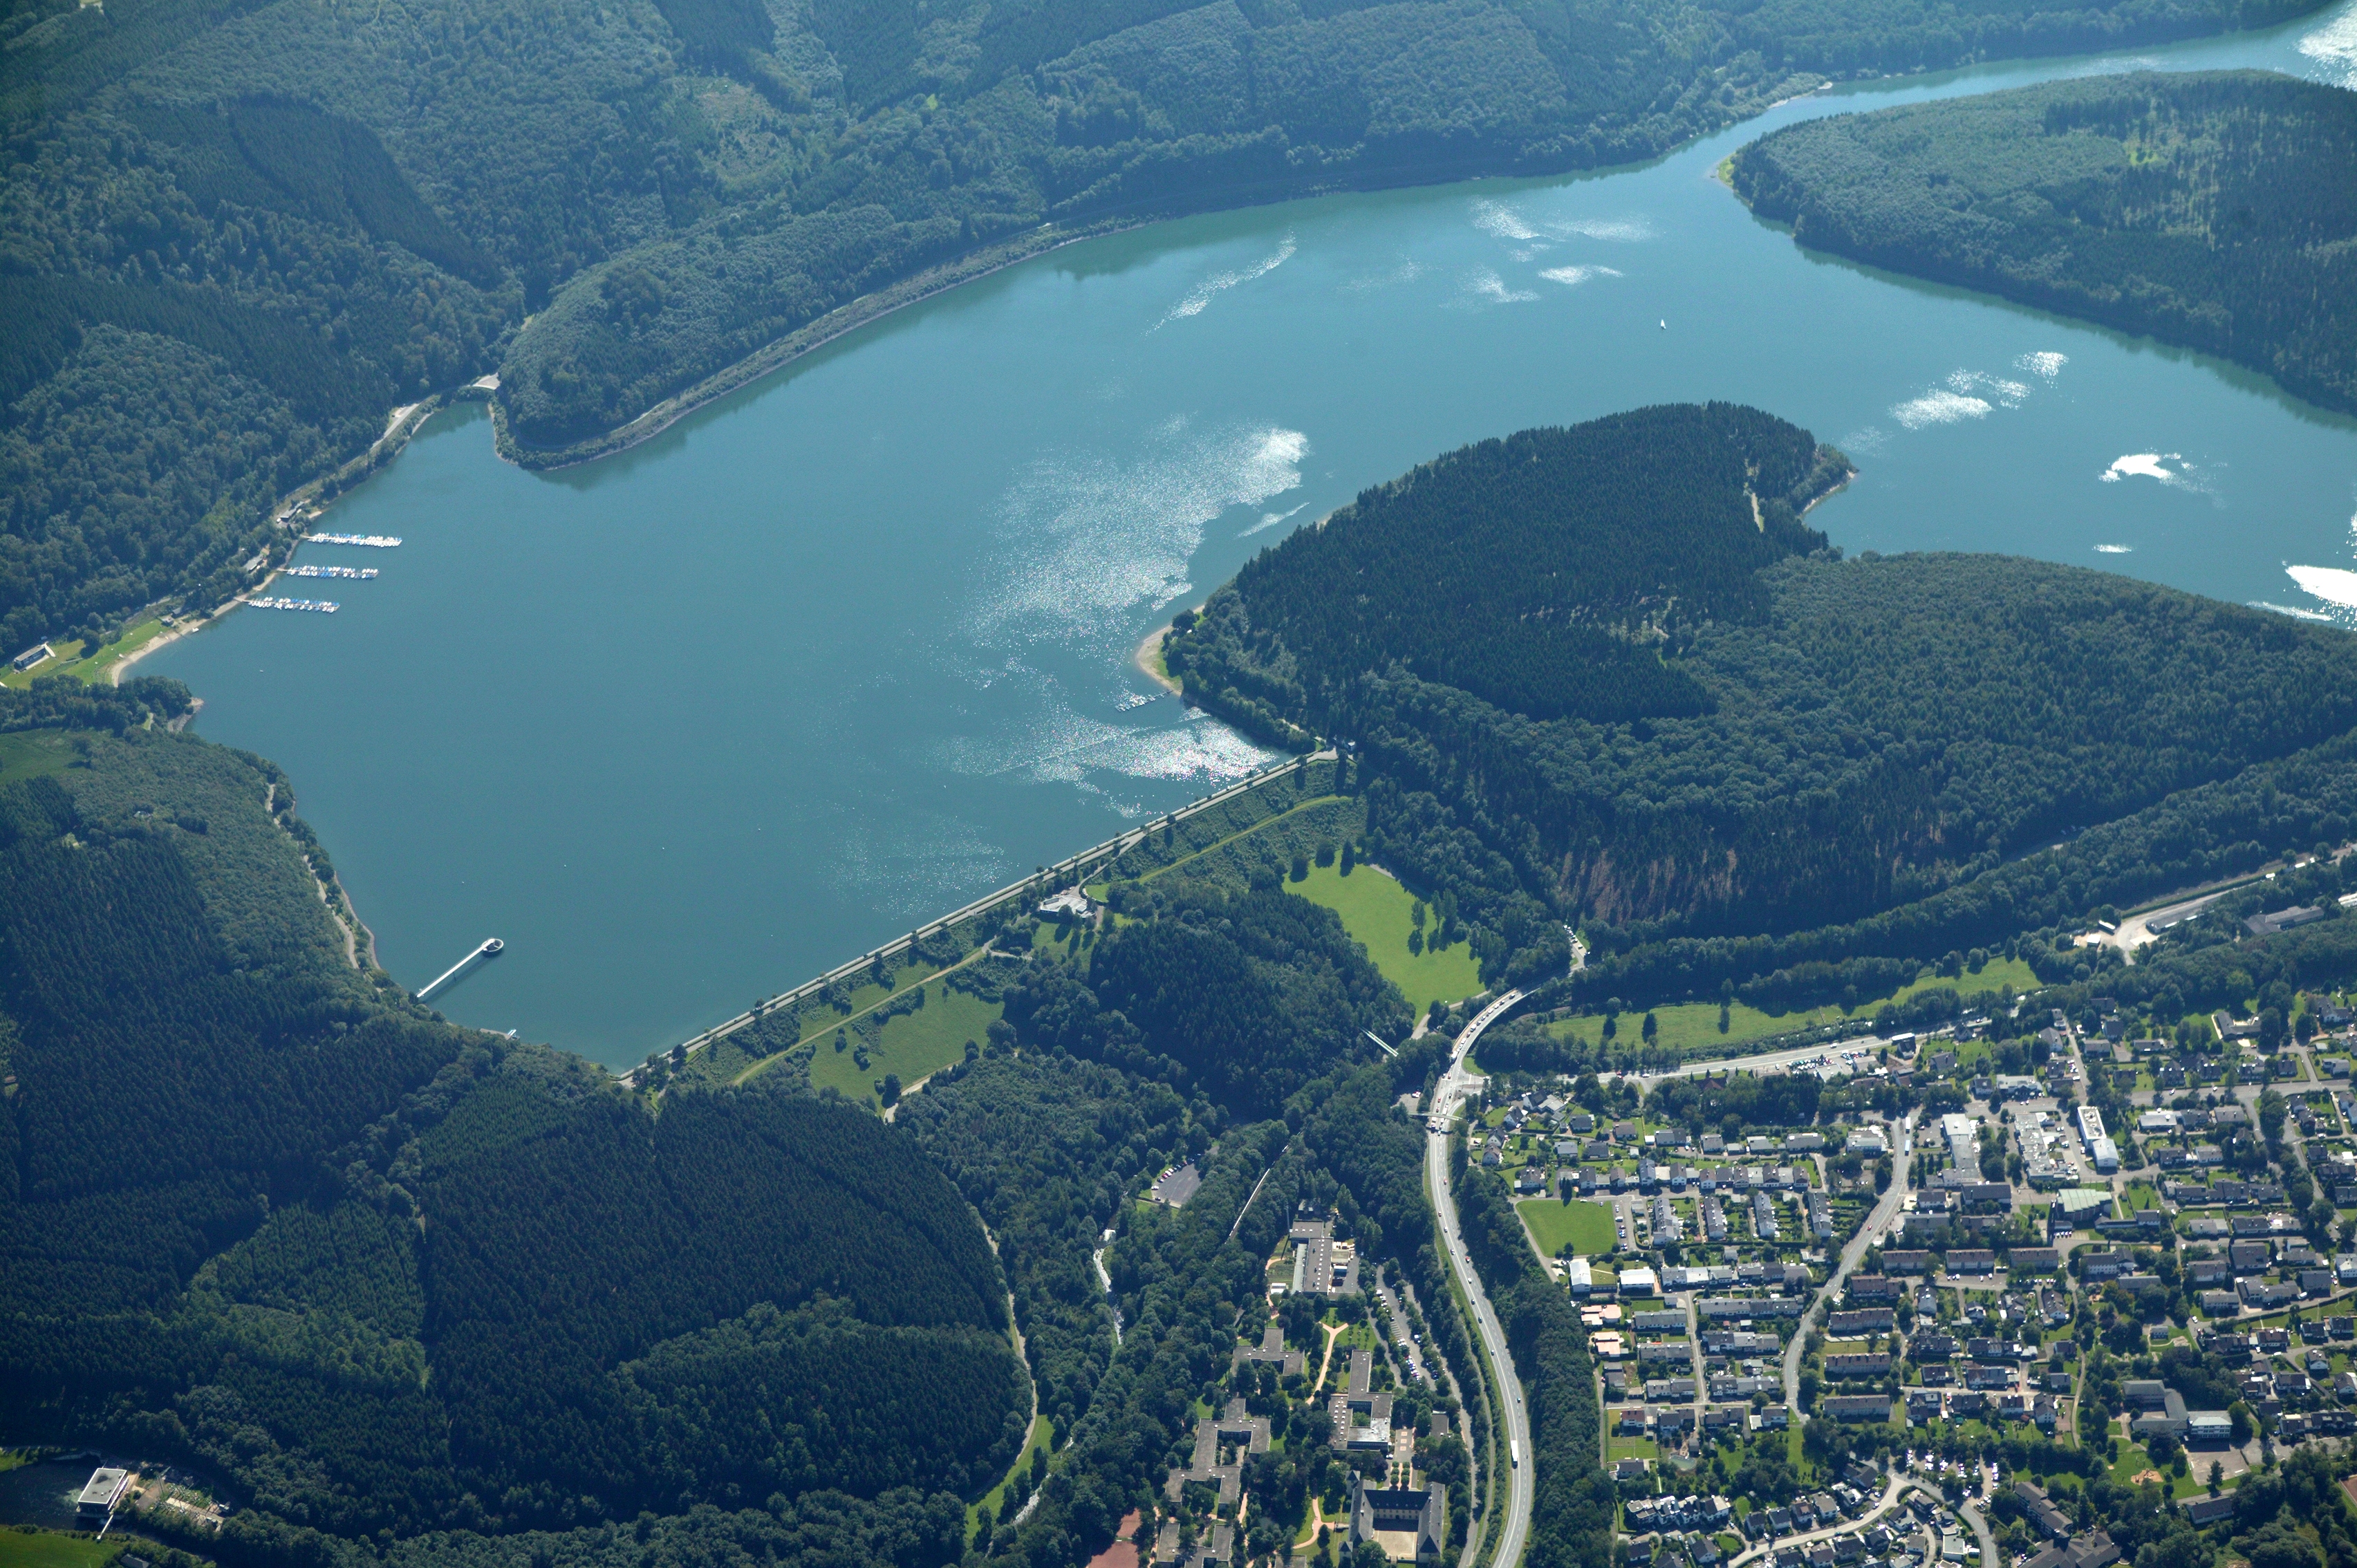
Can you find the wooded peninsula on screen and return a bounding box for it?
[1729,70,2357,417]
[21,390,2357,1568]
[0,0,2333,657]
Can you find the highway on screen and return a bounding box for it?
[1427,988,1532,1568]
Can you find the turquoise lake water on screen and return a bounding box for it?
[150,3,2357,1067]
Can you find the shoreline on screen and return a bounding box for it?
[109,395,464,687]
[108,617,197,685]
[490,220,1147,472]
[487,86,1875,474]
[1135,619,1187,696]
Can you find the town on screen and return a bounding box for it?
[1463,978,2357,1568]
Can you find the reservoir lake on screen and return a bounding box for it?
[152,1,2357,1067]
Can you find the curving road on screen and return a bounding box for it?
[1427,989,1531,1568]
[1783,1108,1919,1410]
[1727,1472,1920,1568]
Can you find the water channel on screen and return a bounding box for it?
[149,2,2357,1066]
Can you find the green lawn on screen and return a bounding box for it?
[720,947,984,1088]
[1536,998,1841,1056]
[0,730,81,786]
[0,637,88,690]
[1892,957,2040,1005]
[803,980,1002,1108]
[0,618,176,692]
[1606,1436,1658,1460]
[1529,956,2043,1059]
[1516,1197,1617,1258]
[0,1533,124,1568]
[2104,1439,2201,1497]
[1287,860,1484,1016]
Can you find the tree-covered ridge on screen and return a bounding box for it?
[1165,411,2357,1002]
[1168,404,1849,725]
[1088,881,1412,1108]
[419,1083,1021,1524]
[1731,70,2357,416]
[1008,876,1414,1110]
[1,0,2325,654]
[0,723,1026,1559]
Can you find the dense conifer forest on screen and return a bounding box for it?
[0,708,1030,1564]
[1166,403,2357,1015]
[2,684,1532,1568]
[0,0,2325,653]
[1730,70,2357,416]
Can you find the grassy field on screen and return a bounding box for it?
[803,981,1001,1108]
[1288,861,1484,1017]
[709,945,985,1090]
[0,637,88,690]
[2103,1437,2201,1497]
[1,618,178,692]
[1516,1197,1617,1258]
[1527,956,2045,1059]
[1606,1435,1658,1461]
[0,731,81,786]
[0,1533,124,1568]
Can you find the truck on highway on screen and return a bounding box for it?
[1510,1440,1520,1468]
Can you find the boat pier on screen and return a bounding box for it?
[418,937,504,1000]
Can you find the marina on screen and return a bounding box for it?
[283,565,380,579]
[304,532,402,548]
[149,4,2357,1060]
[248,597,340,613]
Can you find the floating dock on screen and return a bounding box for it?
[305,532,402,548]
[283,565,379,579]
[249,597,339,613]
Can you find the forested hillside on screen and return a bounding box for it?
[0,701,1025,1564]
[1730,71,2357,416]
[1,0,2323,655]
[1165,404,2357,1010]
[1175,403,1850,731]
